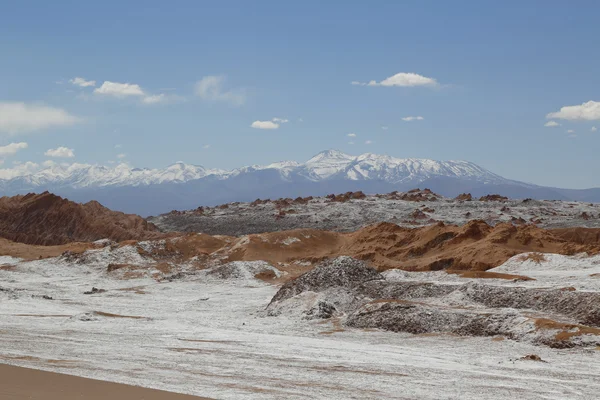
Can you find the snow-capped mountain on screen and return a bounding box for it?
[0,149,591,215]
[3,162,226,189]
[0,150,510,190]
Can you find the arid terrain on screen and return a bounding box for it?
[149,189,600,235]
[0,192,161,245]
[2,191,600,399]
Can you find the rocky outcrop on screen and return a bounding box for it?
[269,257,383,304]
[0,192,161,245]
[268,257,600,348]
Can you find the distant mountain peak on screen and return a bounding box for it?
[0,150,510,192]
[0,149,571,216]
[306,149,353,163]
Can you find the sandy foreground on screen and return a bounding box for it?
[2,249,600,399]
[0,364,208,399]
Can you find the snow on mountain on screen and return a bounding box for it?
[340,154,506,184]
[300,149,357,180]
[0,150,509,191]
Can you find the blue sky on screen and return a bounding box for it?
[1,0,599,188]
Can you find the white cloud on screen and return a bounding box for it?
[0,142,28,156]
[44,146,75,158]
[354,72,438,87]
[42,160,57,167]
[347,133,357,137]
[69,77,96,87]
[381,126,389,130]
[272,117,289,123]
[0,102,80,135]
[251,120,279,130]
[195,75,245,106]
[544,121,560,127]
[94,81,145,97]
[202,144,211,149]
[117,153,126,159]
[0,161,39,179]
[142,94,167,104]
[402,116,424,122]
[567,129,575,133]
[365,140,373,144]
[115,144,122,148]
[592,126,597,132]
[546,101,600,121]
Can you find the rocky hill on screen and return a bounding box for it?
[149,189,600,235]
[0,192,161,245]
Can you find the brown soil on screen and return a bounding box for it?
[338,220,596,271]
[2,198,598,275]
[520,354,545,362]
[534,318,600,343]
[550,227,600,245]
[447,270,535,281]
[516,252,547,263]
[0,364,208,400]
[0,237,94,261]
[0,192,162,245]
[130,220,600,272]
[93,311,147,319]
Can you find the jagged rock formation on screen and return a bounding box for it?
[267,257,600,348]
[0,192,161,245]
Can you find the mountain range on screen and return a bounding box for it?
[1,150,599,216]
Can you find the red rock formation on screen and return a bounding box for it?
[0,192,161,245]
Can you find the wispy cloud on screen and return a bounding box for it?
[0,102,80,135]
[365,140,373,144]
[402,116,424,122]
[195,75,245,106]
[0,161,40,179]
[117,153,126,159]
[142,94,167,104]
[347,133,357,137]
[69,77,96,87]
[544,121,560,127]
[45,146,75,158]
[353,72,438,87]
[0,142,28,156]
[94,81,145,97]
[592,126,597,132]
